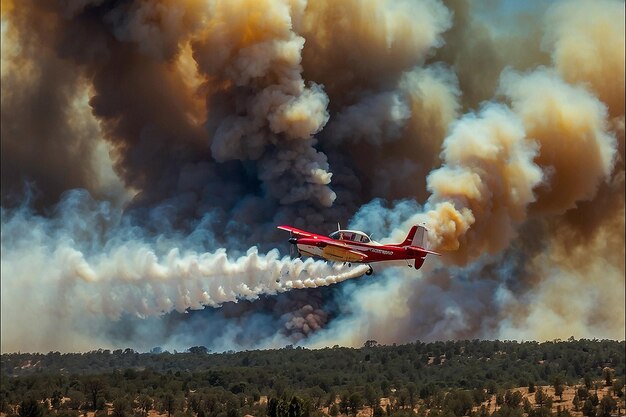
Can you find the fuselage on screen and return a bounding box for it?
[277,225,438,273]
[292,229,427,269]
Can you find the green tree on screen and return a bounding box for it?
[534,387,545,408]
[84,378,105,410]
[51,390,63,410]
[496,391,504,409]
[523,398,532,414]
[578,386,589,400]
[603,368,613,387]
[111,398,130,417]
[612,379,624,398]
[596,395,616,417]
[553,376,564,401]
[66,390,86,410]
[137,394,153,417]
[572,393,581,412]
[325,391,336,408]
[504,390,523,408]
[226,398,240,417]
[162,393,178,417]
[406,383,417,409]
[268,398,279,417]
[348,392,363,416]
[288,396,303,417]
[582,399,595,417]
[188,346,209,355]
[364,385,379,411]
[310,387,325,409]
[528,381,536,394]
[18,399,43,417]
[339,393,349,415]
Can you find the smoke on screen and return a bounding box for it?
[0,190,367,352]
[1,0,624,353]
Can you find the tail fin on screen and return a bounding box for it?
[400,224,428,248]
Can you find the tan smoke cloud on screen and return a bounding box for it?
[414,67,618,262]
[0,3,98,206]
[497,216,625,341]
[189,0,336,206]
[419,103,544,262]
[502,69,617,214]
[544,0,625,120]
[325,65,461,202]
[299,0,452,104]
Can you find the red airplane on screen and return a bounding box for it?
[277,224,440,275]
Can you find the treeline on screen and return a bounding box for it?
[1,339,624,417]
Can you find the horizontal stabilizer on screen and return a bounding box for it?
[407,246,441,256]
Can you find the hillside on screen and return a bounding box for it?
[1,339,624,417]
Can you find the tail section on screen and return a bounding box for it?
[398,224,441,270]
[399,224,428,248]
[400,224,441,257]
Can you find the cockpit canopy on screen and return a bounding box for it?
[329,230,371,243]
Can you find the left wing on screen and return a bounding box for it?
[277,225,314,238]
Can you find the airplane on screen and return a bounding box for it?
[277,223,440,275]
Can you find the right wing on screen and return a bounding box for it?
[322,242,368,262]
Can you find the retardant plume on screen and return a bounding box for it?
[0,190,368,353]
[1,0,624,353]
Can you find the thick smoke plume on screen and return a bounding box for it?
[1,0,624,353]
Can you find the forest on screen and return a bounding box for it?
[1,339,624,417]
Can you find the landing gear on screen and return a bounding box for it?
[365,265,373,276]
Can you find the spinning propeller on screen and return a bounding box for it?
[287,231,300,259]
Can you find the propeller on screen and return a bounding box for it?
[288,231,300,259]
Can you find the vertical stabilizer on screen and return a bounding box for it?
[399,224,430,248]
[413,225,427,248]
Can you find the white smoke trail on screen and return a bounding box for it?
[42,245,367,320]
[0,192,368,352]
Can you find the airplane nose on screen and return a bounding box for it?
[288,237,298,244]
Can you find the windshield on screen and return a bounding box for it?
[329,230,370,243]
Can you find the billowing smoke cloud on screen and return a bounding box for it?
[1,0,624,353]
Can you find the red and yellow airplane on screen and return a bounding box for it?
[277,224,440,275]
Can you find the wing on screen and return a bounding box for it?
[322,241,368,262]
[276,225,314,238]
